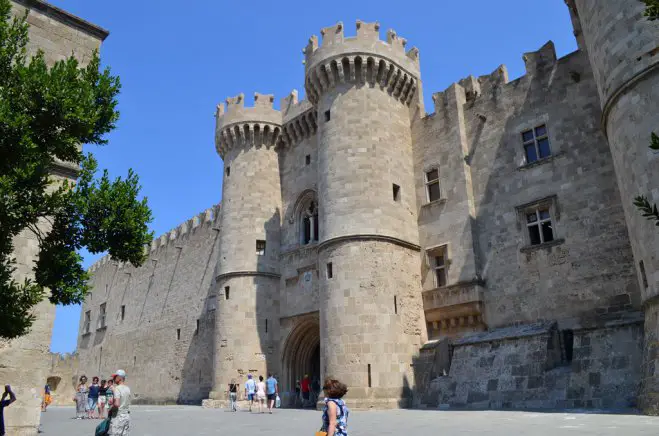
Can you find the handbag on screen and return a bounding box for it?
[315,432,328,436]
[95,417,111,436]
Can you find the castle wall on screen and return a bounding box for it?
[415,46,640,334]
[566,0,658,413]
[2,2,107,434]
[47,353,79,406]
[425,321,643,410]
[76,207,220,404]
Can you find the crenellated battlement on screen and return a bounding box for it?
[215,93,282,159]
[303,20,421,106]
[427,40,567,119]
[87,204,221,274]
[279,89,318,148]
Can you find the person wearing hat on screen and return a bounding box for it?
[108,370,131,435]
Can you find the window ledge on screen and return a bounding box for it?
[82,331,91,337]
[96,326,107,332]
[520,238,565,253]
[517,151,565,171]
[421,198,448,208]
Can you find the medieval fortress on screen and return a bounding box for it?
[70,0,658,412]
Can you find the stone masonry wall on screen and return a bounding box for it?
[423,321,643,410]
[46,353,78,406]
[415,44,640,332]
[2,2,106,435]
[76,207,221,404]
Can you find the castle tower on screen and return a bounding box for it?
[210,93,282,400]
[304,21,425,408]
[565,0,659,413]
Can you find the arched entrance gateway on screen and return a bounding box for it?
[281,318,321,407]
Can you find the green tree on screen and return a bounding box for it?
[634,1,659,226]
[0,0,153,339]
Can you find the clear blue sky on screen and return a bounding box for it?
[48,0,577,353]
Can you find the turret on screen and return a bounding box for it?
[565,0,659,414]
[209,93,283,401]
[308,21,426,408]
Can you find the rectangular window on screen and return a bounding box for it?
[98,303,107,329]
[392,184,401,202]
[640,261,649,289]
[256,240,266,256]
[195,319,200,334]
[226,166,230,177]
[305,154,311,165]
[394,296,398,315]
[522,124,551,164]
[526,207,554,245]
[84,311,91,334]
[425,169,441,202]
[426,246,448,288]
[326,262,333,279]
[265,319,268,333]
[367,364,372,388]
[176,328,181,340]
[324,110,331,122]
[120,305,125,321]
[224,286,230,300]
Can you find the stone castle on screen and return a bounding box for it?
[74,0,659,412]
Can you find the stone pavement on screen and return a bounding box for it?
[37,406,659,435]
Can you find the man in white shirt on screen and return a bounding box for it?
[109,369,131,435]
[244,374,256,412]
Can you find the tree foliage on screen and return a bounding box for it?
[642,0,659,20]
[0,0,152,339]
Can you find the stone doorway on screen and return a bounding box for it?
[281,317,320,407]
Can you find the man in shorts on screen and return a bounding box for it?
[265,373,278,414]
[244,374,256,412]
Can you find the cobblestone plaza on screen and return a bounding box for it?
[39,406,659,435]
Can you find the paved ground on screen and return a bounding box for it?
[38,406,659,435]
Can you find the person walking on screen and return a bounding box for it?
[42,384,52,412]
[88,376,100,419]
[98,380,108,419]
[266,373,278,414]
[319,378,349,436]
[244,374,256,412]
[228,379,238,412]
[294,380,301,408]
[74,375,88,419]
[301,374,311,408]
[108,370,131,435]
[0,385,16,436]
[255,376,266,414]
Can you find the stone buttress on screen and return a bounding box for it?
[209,94,283,401]
[305,21,426,408]
[566,0,659,414]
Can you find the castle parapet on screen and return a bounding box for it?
[215,93,282,159]
[279,89,318,147]
[303,20,421,105]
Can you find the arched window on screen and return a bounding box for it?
[301,201,319,245]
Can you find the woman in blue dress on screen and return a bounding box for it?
[320,378,349,436]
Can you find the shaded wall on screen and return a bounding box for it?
[76,207,221,404]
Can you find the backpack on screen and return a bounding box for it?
[95,417,111,436]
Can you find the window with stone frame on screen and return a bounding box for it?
[256,240,266,256]
[83,310,91,334]
[425,168,441,203]
[301,201,319,245]
[517,196,559,247]
[522,124,551,164]
[98,303,107,329]
[427,245,448,288]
